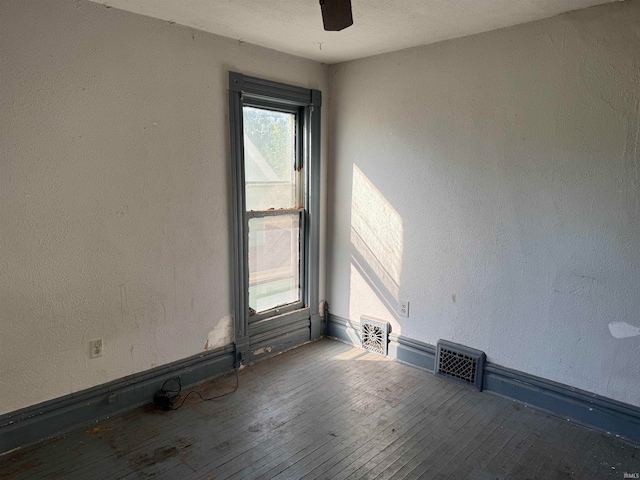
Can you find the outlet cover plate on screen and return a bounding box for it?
[90,339,103,358]
[399,300,409,318]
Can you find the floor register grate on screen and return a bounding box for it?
[360,317,389,356]
[435,340,486,391]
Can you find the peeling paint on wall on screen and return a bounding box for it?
[608,322,640,339]
[204,315,234,350]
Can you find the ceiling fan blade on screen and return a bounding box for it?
[319,0,353,31]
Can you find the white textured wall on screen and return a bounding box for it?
[327,1,640,406]
[0,0,328,414]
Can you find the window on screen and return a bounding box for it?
[244,106,302,314]
[229,72,322,347]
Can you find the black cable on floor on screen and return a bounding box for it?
[153,369,239,411]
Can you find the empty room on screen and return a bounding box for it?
[1,0,640,478]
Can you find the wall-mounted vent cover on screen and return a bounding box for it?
[435,340,486,391]
[360,317,389,356]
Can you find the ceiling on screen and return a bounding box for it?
[92,0,614,64]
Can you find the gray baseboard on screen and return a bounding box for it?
[483,364,640,444]
[389,333,436,371]
[326,313,361,346]
[1,314,318,454]
[327,314,640,445]
[246,319,312,364]
[0,343,236,454]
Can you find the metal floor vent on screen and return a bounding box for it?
[360,317,389,356]
[435,340,486,391]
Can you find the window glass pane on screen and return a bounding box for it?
[248,214,300,313]
[243,106,296,211]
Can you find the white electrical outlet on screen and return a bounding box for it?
[399,300,409,318]
[90,339,103,358]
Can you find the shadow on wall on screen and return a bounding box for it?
[349,164,404,334]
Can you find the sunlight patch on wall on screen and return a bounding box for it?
[350,164,403,301]
[349,264,399,333]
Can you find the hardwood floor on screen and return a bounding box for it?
[1,338,638,479]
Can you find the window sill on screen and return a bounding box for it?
[248,307,311,338]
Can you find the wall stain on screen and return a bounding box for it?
[553,273,596,298]
[114,205,128,217]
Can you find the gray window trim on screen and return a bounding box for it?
[246,208,304,218]
[228,72,322,347]
[250,301,305,324]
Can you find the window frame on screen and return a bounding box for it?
[244,102,304,321]
[246,209,305,322]
[228,72,322,343]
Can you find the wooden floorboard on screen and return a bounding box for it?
[274,375,433,480]
[1,338,639,480]
[323,382,459,480]
[201,360,401,480]
[297,381,453,480]
[22,340,344,480]
[359,390,479,480]
[244,374,434,480]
